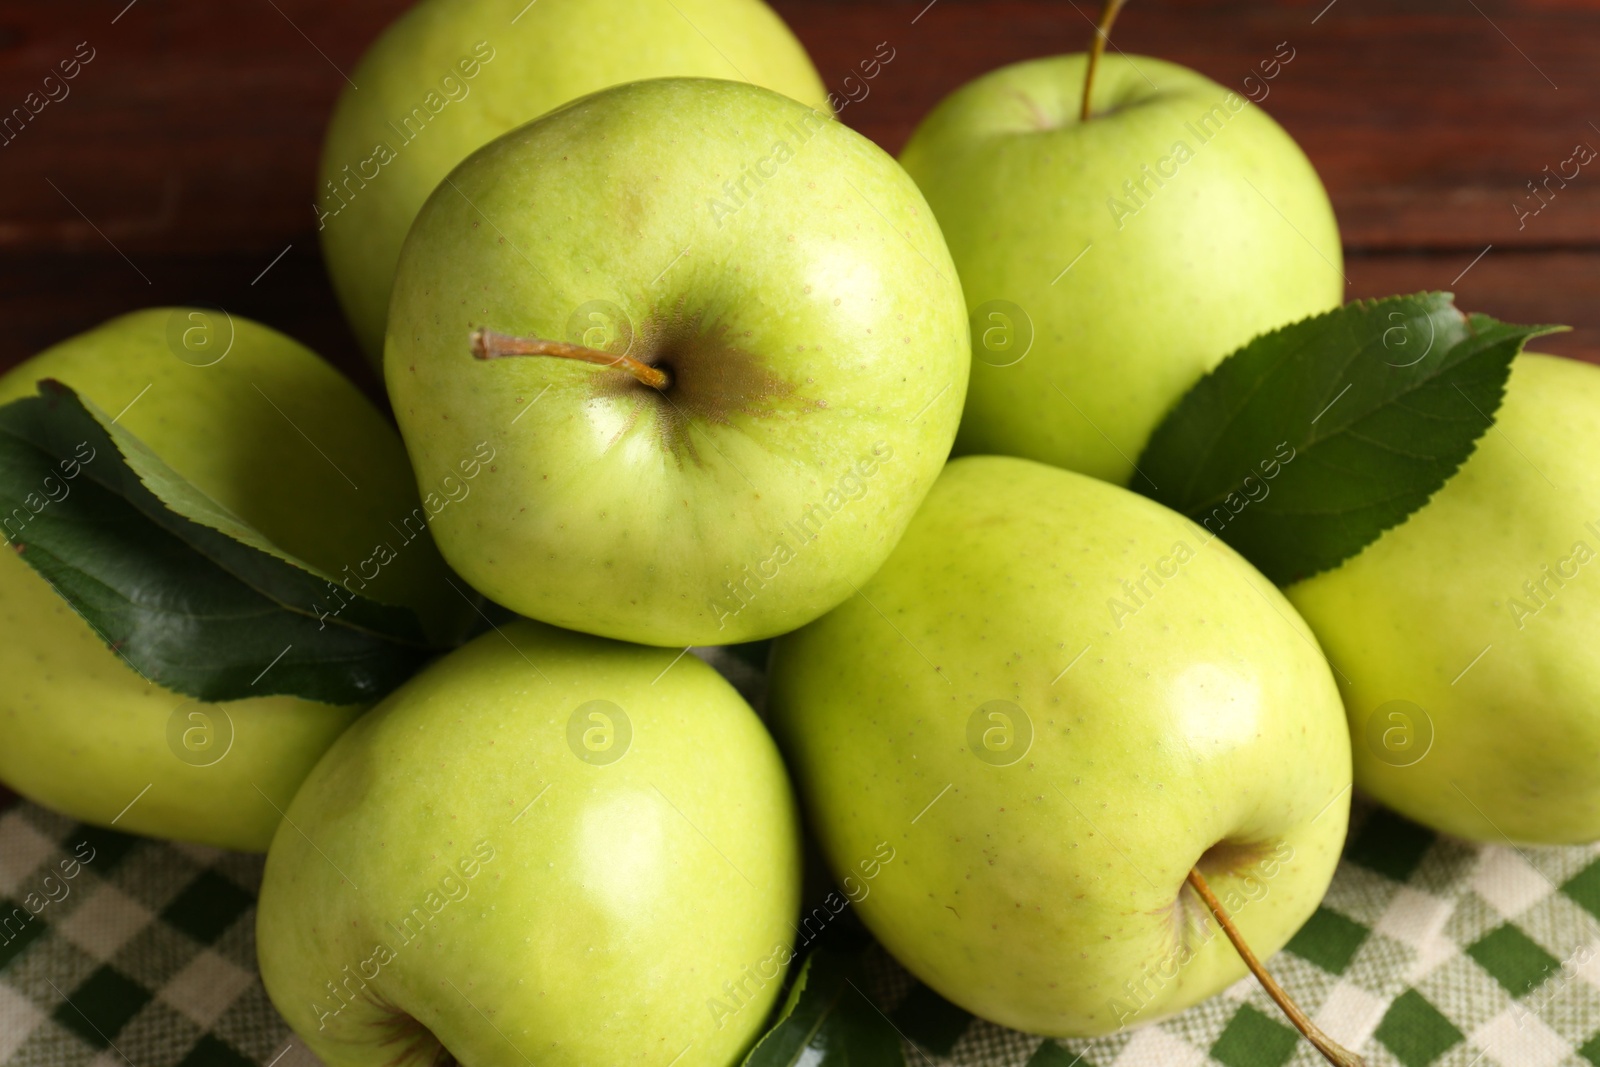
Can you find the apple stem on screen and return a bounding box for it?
[470,327,670,391]
[1186,868,1367,1067]
[1080,0,1130,123]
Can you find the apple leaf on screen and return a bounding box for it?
[890,981,973,1054]
[1136,293,1566,585]
[1025,1043,1086,1066]
[0,380,436,705]
[742,949,905,1067]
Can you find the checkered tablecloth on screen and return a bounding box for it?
[3,787,1599,1066]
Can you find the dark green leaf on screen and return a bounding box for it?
[1025,1042,1093,1067]
[0,381,434,704]
[742,949,905,1067]
[889,981,972,1055]
[1137,293,1565,584]
[723,639,773,673]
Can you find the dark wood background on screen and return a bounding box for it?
[0,0,1596,397]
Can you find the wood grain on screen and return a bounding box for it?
[0,0,1594,377]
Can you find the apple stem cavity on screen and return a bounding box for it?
[1186,868,1367,1067]
[470,327,671,391]
[1080,0,1131,123]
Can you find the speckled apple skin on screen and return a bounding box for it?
[257,621,802,1067]
[387,78,968,647]
[769,456,1350,1036]
[0,310,464,851]
[322,0,831,364]
[1291,353,1600,844]
[901,54,1343,485]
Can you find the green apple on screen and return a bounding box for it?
[899,54,1342,485]
[1289,353,1600,844]
[320,0,830,364]
[387,77,969,647]
[0,309,467,851]
[768,455,1350,1036]
[257,620,801,1067]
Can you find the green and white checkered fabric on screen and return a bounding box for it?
[3,793,1599,1066]
[1007,804,1600,1067]
[0,797,293,1067]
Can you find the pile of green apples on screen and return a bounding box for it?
[3,0,1597,1064]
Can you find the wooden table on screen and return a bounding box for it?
[0,0,1595,395]
[0,4,1597,1059]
